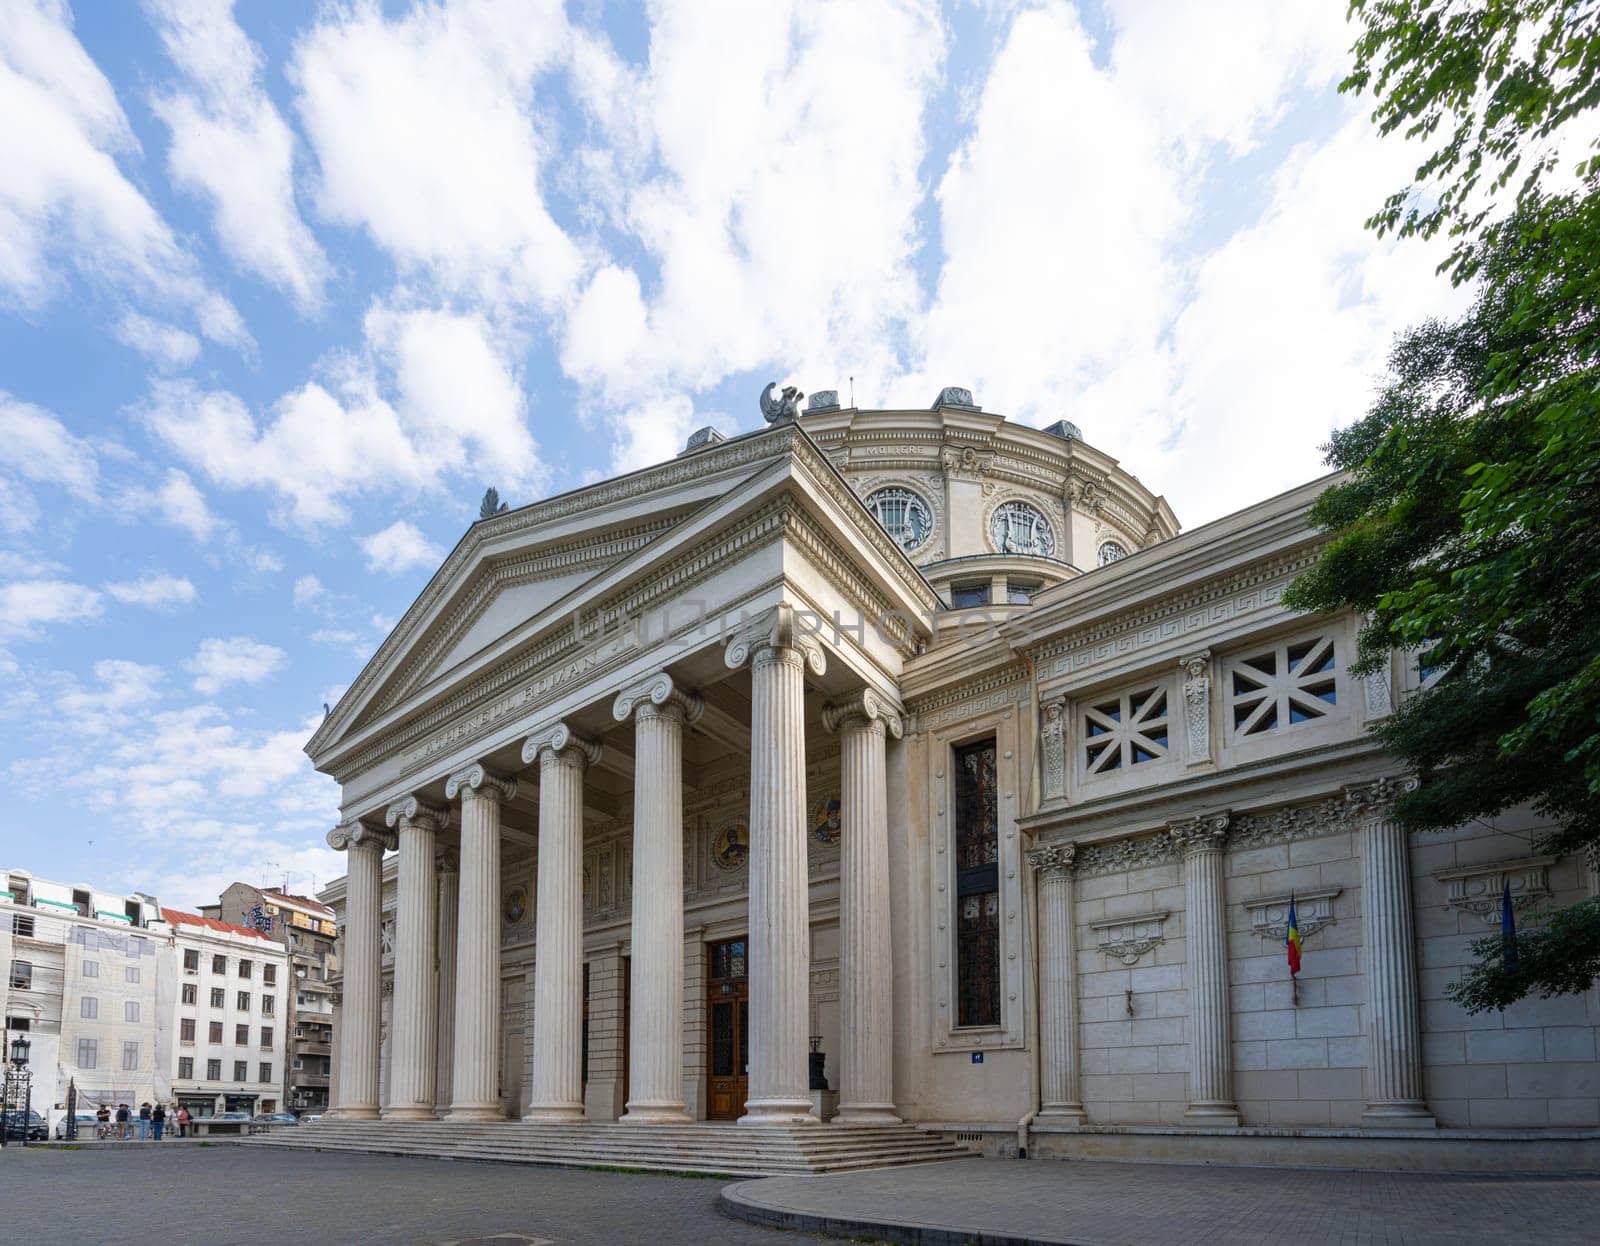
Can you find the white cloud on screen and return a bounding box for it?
[0,391,100,532]
[291,573,324,608]
[184,634,286,694]
[0,577,103,639]
[0,0,249,346]
[145,0,330,312]
[291,0,580,309]
[152,467,219,542]
[114,311,201,370]
[359,519,441,576]
[104,572,198,610]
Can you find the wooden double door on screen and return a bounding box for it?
[707,937,749,1120]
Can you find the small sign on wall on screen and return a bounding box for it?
[970,1051,984,1065]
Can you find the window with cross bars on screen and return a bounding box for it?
[1226,633,1338,739]
[1082,684,1170,776]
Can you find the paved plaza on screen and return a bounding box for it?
[6,1143,1600,1245]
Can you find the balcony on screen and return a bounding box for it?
[292,1073,330,1088]
[295,1041,331,1057]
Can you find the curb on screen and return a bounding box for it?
[717,1182,1086,1246]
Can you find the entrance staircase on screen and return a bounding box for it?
[244,1119,968,1177]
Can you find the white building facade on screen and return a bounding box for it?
[309,394,1599,1167]
[163,909,289,1118]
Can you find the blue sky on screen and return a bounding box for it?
[0,0,1464,909]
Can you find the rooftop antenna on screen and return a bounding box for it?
[849,376,855,408]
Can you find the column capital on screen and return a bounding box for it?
[445,763,518,804]
[821,688,904,738]
[1177,649,1213,680]
[1343,774,1420,820]
[327,821,395,854]
[724,604,827,677]
[611,672,703,726]
[385,795,448,834]
[1027,842,1076,878]
[1167,812,1230,856]
[522,720,603,769]
[435,847,459,874]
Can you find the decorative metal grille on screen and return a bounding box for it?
[988,501,1055,556]
[1097,541,1128,566]
[1083,685,1170,774]
[864,486,934,552]
[952,738,1000,1027]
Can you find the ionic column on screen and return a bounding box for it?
[612,674,702,1123]
[1170,813,1239,1127]
[727,607,825,1124]
[823,689,902,1124]
[326,821,394,1120]
[382,796,447,1120]
[1349,778,1436,1127]
[1029,843,1086,1123]
[434,849,459,1112]
[523,722,602,1122]
[444,763,518,1121]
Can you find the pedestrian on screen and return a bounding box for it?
[176,1106,190,1138]
[137,1102,151,1141]
[115,1103,130,1140]
[95,1103,111,1140]
[151,1102,166,1141]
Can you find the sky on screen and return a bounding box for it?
[0,0,1468,910]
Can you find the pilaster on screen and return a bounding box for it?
[1028,842,1086,1124]
[1169,812,1239,1127]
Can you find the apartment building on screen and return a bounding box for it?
[210,883,338,1113]
[163,909,289,1118]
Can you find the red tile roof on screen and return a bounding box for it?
[160,907,271,941]
[260,888,333,915]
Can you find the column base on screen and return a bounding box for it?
[619,1103,692,1125]
[445,1104,506,1123]
[1182,1103,1240,1128]
[327,1106,380,1121]
[740,1097,820,1125]
[379,1106,438,1122]
[1362,1102,1437,1129]
[523,1103,588,1123]
[833,1103,902,1125]
[1036,1104,1088,1126]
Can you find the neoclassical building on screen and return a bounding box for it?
[307,388,1597,1169]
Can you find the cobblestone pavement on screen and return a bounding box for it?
[0,1144,821,1246]
[723,1155,1600,1245]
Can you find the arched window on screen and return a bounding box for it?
[864,487,934,552]
[988,501,1055,556]
[1097,541,1128,566]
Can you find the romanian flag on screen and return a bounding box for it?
[1285,893,1303,977]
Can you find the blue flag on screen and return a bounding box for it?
[1501,879,1518,972]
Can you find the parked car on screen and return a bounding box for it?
[300,1113,323,1124]
[2,1109,48,1141]
[251,1112,298,1124]
[54,1111,99,1140]
[212,1111,252,1121]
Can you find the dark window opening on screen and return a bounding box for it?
[952,738,1001,1028]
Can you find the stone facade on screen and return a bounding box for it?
[310,399,1598,1165]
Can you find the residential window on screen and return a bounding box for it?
[233,1060,248,1081]
[1227,633,1339,739]
[952,737,1001,1028]
[208,1021,224,1044]
[950,582,990,608]
[124,1000,140,1023]
[237,991,251,1011]
[263,964,276,985]
[206,1058,222,1080]
[77,1038,97,1069]
[238,959,252,979]
[236,1024,249,1045]
[8,959,31,990]
[180,1018,196,1044]
[178,1057,194,1079]
[210,987,225,1007]
[182,983,197,1005]
[259,1063,272,1083]
[82,959,99,978]
[122,1041,139,1071]
[125,965,140,984]
[261,1026,273,1049]
[80,996,98,1020]
[212,954,227,974]
[293,1058,303,1070]
[183,948,200,972]
[262,994,274,1016]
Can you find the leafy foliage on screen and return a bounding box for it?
[1286,1,1600,1009]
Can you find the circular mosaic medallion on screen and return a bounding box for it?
[811,796,842,845]
[712,821,750,871]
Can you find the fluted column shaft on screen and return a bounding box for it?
[742,644,817,1124]
[446,765,517,1121]
[525,730,597,1121]
[383,801,444,1120]
[1173,815,1239,1126]
[1031,845,1086,1122]
[329,825,389,1120]
[434,854,459,1112]
[613,676,700,1124]
[828,695,901,1124]
[1357,795,1436,1126]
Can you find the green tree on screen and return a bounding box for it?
[1284,0,1600,1009]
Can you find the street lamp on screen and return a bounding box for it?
[2,1032,32,1148]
